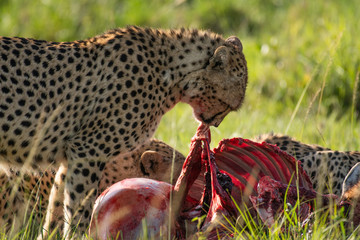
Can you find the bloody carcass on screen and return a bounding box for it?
[89,125,355,239]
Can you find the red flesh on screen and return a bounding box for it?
[174,124,238,239]
[213,138,313,194]
[89,178,172,239]
[198,139,237,239]
[90,125,355,238]
[249,176,338,227]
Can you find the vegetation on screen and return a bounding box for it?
[0,0,359,239]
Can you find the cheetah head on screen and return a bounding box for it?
[340,162,360,226]
[341,162,360,200]
[139,150,184,184]
[181,36,248,127]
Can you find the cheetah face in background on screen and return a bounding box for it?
[342,162,360,200]
[181,36,248,127]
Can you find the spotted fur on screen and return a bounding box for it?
[256,133,360,195]
[0,26,248,237]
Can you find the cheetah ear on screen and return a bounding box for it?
[208,46,229,70]
[140,151,162,174]
[341,162,360,199]
[225,36,243,52]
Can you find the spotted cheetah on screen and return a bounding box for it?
[0,26,248,236]
[256,133,360,195]
[0,139,185,235]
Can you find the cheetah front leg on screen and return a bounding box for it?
[63,157,105,239]
[0,171,26,235]
[39,163,67,239]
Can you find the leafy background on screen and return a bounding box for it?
[0,0,359,239]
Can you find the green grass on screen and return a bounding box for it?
[0,0,359,239]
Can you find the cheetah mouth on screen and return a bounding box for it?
[199,106,230,127]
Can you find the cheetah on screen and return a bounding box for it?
[256,133,360,195]
[0,139,185,235]
[0,26,248,236]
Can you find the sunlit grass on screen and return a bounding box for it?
[0,0,359,239]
